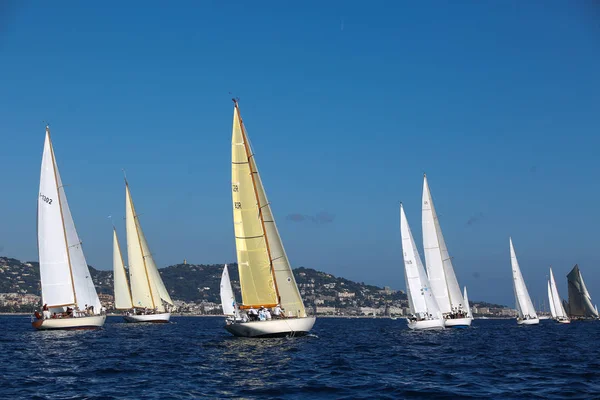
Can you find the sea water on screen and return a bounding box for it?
[1,315,599,399]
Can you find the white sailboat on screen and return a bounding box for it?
[548,267,570,323]
[566,264,599,320]
[121,180,174,323]
[400,204,445,330]
[224,100,316,338]
[32,126,106,330]
[220,264,241,321]
[463,287,472,319]
[422,175,471,328]
[509,238,539,325]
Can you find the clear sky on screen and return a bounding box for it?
[1,1,599,306]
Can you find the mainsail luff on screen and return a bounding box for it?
[422,175,464,314]
[231,101,279,309]
[113,227,133,310]
[509,238,537,319]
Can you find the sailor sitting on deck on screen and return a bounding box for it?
[273,304,285,319]
[248,306,258,321]
[258,307,267,321]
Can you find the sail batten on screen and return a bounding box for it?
[231,102,306,316]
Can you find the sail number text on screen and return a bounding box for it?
[234,202,242,209]
[39,193,53,205]
[232,184,239,192]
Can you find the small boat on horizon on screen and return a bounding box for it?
[400,204,444,330]
[32,126,105,330]
[510,238,539,325]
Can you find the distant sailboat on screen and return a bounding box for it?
[220,264,240,321]
[120,180,174,323]
[566,264,599,320]
[224,100,316,338]
[509,238,539,325]
[400,204,444,330]
[422,175,471,328]
[32,126,106,330]
[548,267,570,323]
[463,287,472,319]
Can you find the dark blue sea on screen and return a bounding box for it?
[1,316,599,399]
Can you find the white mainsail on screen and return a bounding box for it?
[549,267,567,319]
[509,238,537,319]
[37,126,101,312]
[231,101,306,317]
[125,181,172,312]
[220,264,236,316]
[422,175,465,315]
[463,287,472,318]
[113,227,133,309]
[400,204,442,319]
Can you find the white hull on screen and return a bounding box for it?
[556,318,571,324]
[225,316,316,338]
[407,318,445,330]
[444,317,472,328]
[517,318,540,325]
[123,312,171,323]
[32,315,106,330]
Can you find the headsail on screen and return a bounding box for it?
[113,227,133,309]
[463,287,472,319]
[547,280,557,318]
[38,127,101,312]
[509,238,537,319]
[400,204,441,318]
[231,101,306,316]
[567,264,598,318]
[422,175,464,314]
[220,264,236,316]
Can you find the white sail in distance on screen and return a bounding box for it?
[463,287,472,318]
[422,175,464,315]
[401,204,441,319]
[113,227,133,309]
[548,280,557,318]
[125,181,171,312]
[37,126,101,312]
[549,267,567,319]
[231,102,306,317]
[220,264,236,316]
[510,238,537,319]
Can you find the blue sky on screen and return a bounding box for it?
[1,1,599,306]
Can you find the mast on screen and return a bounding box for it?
[233,99,281,303]
[126,179,156,309]
[47,126,77,307]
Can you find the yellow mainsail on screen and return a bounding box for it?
[231,101,306,317]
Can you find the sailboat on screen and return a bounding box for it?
[509,238,539,325]
[32,126,106,330]
[548,267,570,323]
[400,204,445,330]
[422,175,471,328]
[120,180,174,323]
[463,287,472,319]
[220,264,241,321]
[224,100,316,338]
[566,264,599,320]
